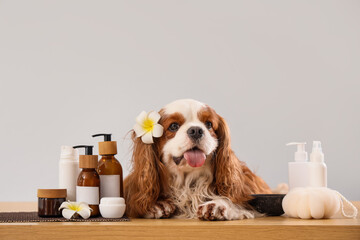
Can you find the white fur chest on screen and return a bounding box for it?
[168,161,216,218]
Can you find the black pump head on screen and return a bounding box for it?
[92,133,112,141]
[73,145,94,155]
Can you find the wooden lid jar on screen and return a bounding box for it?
[37,189,67,217]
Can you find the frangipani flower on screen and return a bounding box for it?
[59,201,92,219]
[133,111,163,144]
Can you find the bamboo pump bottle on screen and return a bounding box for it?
[74,145,100,217]
[92,133,124,198]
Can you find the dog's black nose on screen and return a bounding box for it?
[187,127,204,141]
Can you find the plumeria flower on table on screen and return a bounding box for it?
[133,111,164,144]
[59,201,92,219]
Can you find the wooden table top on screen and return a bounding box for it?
[0,201,359,240]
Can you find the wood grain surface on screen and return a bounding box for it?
[0,202,359,240]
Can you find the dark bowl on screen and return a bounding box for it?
[248,194,285,216]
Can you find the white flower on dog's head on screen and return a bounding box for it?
[133,111,163,144]
[59,201,92,219]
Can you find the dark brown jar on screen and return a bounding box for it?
[37,189,67,217]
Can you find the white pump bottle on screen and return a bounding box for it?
[287,142,309,190]
[309,141,327,187]
[287,141,327,190]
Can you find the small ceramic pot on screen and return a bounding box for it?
[99,197,126,218]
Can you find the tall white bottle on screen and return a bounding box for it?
[309,141,327,187]
[59,146,79,201]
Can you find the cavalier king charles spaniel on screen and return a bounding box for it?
[124,99,272,220]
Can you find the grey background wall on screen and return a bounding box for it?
[0,0,359,201]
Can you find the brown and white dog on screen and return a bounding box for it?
[124,99,272,220]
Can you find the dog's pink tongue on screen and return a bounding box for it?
[184,149,206,167]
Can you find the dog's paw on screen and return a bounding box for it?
[197,200,255,221]
[197,201,226,221]
[144,200,176,219]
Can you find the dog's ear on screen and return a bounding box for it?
[124,132,169,217]
[214,115,271,204]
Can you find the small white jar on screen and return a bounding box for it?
[99,197,126,218]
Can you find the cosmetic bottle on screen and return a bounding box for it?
[309,141,327,187]
[74,145,100,217]
[59,146,79,201]
[287,142,327,190]
[92,133,123,198]
[287,142,310,190]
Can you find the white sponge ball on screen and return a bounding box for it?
[282,187,341,219]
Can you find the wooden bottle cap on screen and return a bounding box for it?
[79,155,98,168]
[98,141,117,155]
[37,189,67,198]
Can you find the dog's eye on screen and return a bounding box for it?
[205,121,212,129]
[168,122,180,132]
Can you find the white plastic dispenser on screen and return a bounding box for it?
[309,141,327,187]
[287,142,308,190]
[59,146,79,201]
[287,142,327,190]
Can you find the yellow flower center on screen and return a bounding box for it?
[68,203,83,212]
[142,118,154,132]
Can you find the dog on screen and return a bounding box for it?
[124,99,272,220]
